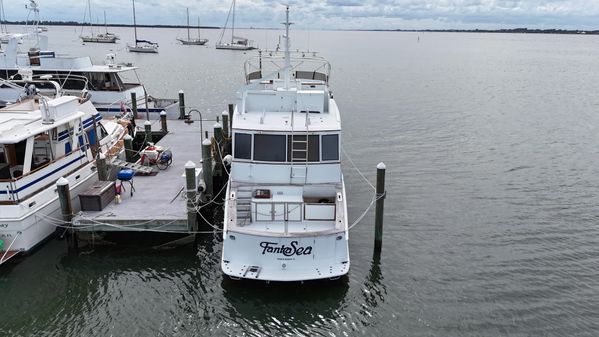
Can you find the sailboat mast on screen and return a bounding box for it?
[197,17,200,39]
[186,8,190,41]
[132,0,137,42]
[88,0,93,37]
[104,10,107,33]
[231,0,235,44]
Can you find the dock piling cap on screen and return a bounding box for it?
[160,110,166,116]
[56,177,69,186]
[214,122,222,129]
[98,153,106,160]
[202,139,212,146]
[377,162,386,170]
[222,110,229,116]
[124,134,133,140]
[144,120,152,126]
[179,89,184,94]
[185,160,196,169]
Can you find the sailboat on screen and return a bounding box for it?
[177,8,208,45]
[80,1,118,43]
[216,0,254,50]
[126,0,158,53]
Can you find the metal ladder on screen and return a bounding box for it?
[289,108,309,184]
[236,186,253,226]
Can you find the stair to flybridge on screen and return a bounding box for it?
[236,186,253,226]
[289,110,310,184]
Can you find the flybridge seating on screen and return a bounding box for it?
[243,52,331,85]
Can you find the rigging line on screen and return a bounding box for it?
[342,145,375,191]
[0,231,21,263]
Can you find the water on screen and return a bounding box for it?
[2,26,599,336]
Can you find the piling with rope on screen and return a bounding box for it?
[178,90,186,120]
[56,178,77,251]
[202,138,213,197]
[160,110,168,133]
[130,92,138,119]
[374,162,386,252]
[96,153,108,181]
[124,135,134,163]
[144,120,152,146]
[222,110,231,156]
[185,161,198,232]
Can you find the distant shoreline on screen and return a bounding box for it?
[4,21,598,35]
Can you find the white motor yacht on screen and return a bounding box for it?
[0,79,128,265]
[221,7,349,281]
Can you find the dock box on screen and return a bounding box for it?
[79,181,115,211]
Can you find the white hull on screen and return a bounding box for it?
[215,43,254,50]
[178,38,208,45]
[222,231,349,281]
[127,44,158,53]
[81,36,117,43]
[0,162,97,253]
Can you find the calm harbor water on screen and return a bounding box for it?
[2,26,599,336]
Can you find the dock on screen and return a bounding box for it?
[73,117,209,233]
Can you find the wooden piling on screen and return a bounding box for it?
[185,161,198,232]
[228,103,234,132]
[131,92,138,119]
[96,153,108,181]
[222,111,229,138]
[160,110,168,133]
[202,138,213,196]
[124,135,134,163]
[178,90,186,120]
[374,162,386,252]
[56,178,77,251]
[144,120,152,145]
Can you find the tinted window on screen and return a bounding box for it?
[234,133,252,159]
[254,134,286,162]
[287,135,320,162]
[322,134,339,161]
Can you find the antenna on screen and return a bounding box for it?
[282,5,293,89]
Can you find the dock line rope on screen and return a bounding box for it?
[0,231,21,263]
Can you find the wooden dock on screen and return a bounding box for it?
[73,118,206,233]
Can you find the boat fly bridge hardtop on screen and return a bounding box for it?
[221,7,349,282]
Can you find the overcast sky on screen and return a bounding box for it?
[4,0,599,30]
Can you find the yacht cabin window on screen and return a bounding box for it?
[234,133,252,159]
[254,134,286,162]
[322,134,339,161]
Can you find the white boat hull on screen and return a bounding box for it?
[216,43,254,51]
[222,231,350,281]
[0,164,97,253]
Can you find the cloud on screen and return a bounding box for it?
[2,0,599,30]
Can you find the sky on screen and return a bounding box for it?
[3,0,599,30]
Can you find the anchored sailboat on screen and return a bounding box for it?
[177,8,208,45]
[216,0,254,50]
[80,1,118,43]
[126,0,158,53]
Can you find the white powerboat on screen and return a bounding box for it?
[0,79,128,265]
[221,7,349,281]
[0,37,178,119]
